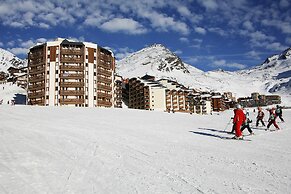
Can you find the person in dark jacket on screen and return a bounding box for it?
[256,107,265,127]
[241,111,254,135]
[275,105,284,122]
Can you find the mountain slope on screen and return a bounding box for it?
[0,48,27,73]
[116,45,291,104]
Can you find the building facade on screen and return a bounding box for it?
[27,38,115,107]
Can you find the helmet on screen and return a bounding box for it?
[236,104,241,109]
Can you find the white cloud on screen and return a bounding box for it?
[8,47,28,55]
[177,6,192,17]
[179,37,189,43]
[115,47,135,59]
[280,0,290,8]
[246,51,261,60]
[265,42,288,51]
[197,0,218,10]
[243,20,254,31]
[208,27,227,36]
[195,27,206,35]
[100,18,147,34]
[212,59,247,70]
[262,19,291,34]
[174,50,182,55]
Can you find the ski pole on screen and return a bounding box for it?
[223,118,232,132]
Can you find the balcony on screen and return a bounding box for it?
[28,83,45,91]
[97,100,112,107]
[61,49,83,55]
[31,99,45,105]
[59,73,84,79]
[97,68,112,76]
[29,60,45,67]
[98,62,112,70]
[28,75,45,83]
[59,98,84,104]
[97,92,112,98]
[59,82,84,87]
[59,90,84,96]
[28,91,45,99]
[61,57,83,63]
[97,76,112,83]
[60,65,84,71]
[97,84,112,92]
[29,67,45,75]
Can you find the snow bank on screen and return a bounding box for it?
[0,106,290,193]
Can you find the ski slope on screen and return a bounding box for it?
[0,106,290,193]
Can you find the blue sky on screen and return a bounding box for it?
[0,0,290,71]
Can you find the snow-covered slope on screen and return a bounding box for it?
[116,45,291,104]
[0,48,27,73]
[0,106,290,193]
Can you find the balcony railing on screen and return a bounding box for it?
[59,65,84,71]
[28,91,45,99]
[97,68,112,76]
[59,73,84,79]
[97,92,112,98]
[98,62,112,70]
[61,57,83,63]
[59,98,84,104]
[97,100,112,107]
[59,90,84,96]
[29,67,45,75]
[61,49,83,55]
[59,82,84,87]
[97,84,112,92]
[97,76,112,83]
[28,83,45,91]
[31,99,45,105]
[28,75,45,83]
[29,61,45,67]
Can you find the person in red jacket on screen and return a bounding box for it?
[266,108,280,130]
[232,104,245,139]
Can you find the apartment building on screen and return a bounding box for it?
[114,74,123,108]
[27,38,115,107]
[128,76,197,113]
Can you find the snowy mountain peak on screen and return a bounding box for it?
[279,47,291,60]
[117,44,196,79]
[0,48,27,73]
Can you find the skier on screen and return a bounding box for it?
[275,105,284,122]
[256,107,265,127]
[232,104,245,139]
[241,111,254,135]
[266,108,280,131]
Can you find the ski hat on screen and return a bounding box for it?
[236,104,242,109]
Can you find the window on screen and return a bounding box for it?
[55,87,58,91]
[85,96,88,99]
[55,78,58,82]
[55,70,58,74]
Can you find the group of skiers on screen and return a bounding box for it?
[231,104,285,140]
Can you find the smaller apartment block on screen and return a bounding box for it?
[238,92,281,107]
[128,75,212,114]
[27,38,116,107]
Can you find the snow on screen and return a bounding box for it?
[0,83,26,104]
[0,106,290,193]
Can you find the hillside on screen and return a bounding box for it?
[116,45,291,104]
[0,48,27,73]
[0,106,290,193]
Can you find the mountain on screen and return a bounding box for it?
[116,45,291,104]
[0,48,27,73]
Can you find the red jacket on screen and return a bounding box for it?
[233,109,245,124]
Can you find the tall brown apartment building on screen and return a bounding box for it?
[28,38,115,107]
